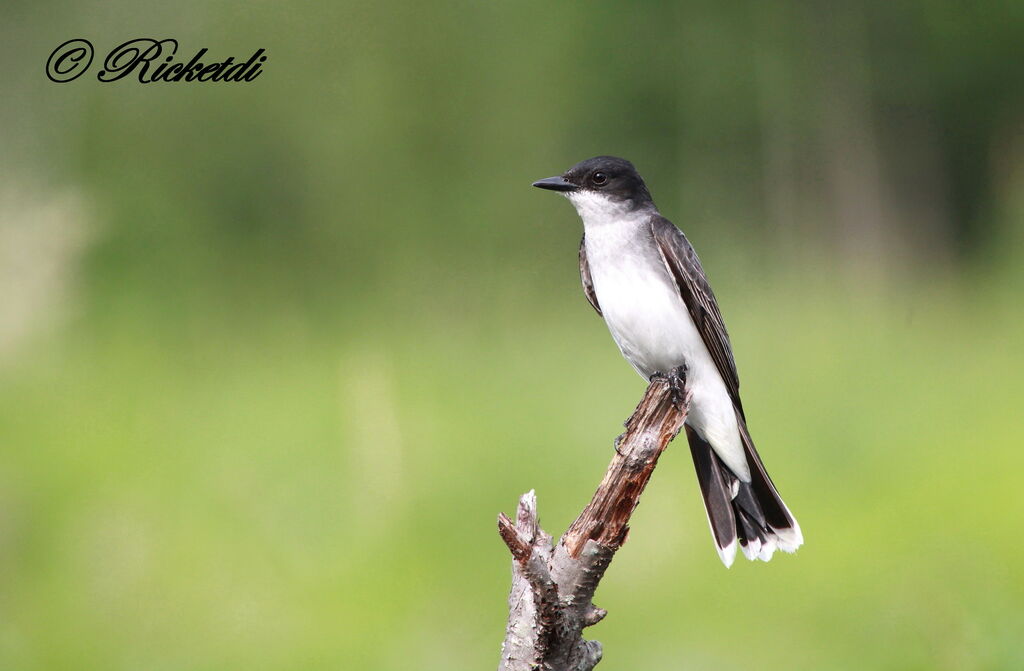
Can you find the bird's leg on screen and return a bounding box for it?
[651,365,688,410]
[667,364,688,409]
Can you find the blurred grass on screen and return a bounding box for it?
[2,267,1022,670]
[2,0,1024,668]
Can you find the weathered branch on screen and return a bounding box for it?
[497,371,690,671]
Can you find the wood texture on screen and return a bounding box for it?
[497,372,689,671]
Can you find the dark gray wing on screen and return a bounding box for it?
[650,216,744,418]
[579,236,602,316]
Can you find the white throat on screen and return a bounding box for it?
[565,190,648,229]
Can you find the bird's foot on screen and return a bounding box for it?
[652,365,688,409]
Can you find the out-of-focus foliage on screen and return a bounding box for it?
[1,1,1022,669]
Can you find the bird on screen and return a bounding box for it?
[533,156,802,567]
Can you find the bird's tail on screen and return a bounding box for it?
[685,415,802,568]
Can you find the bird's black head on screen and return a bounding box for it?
[532,156,654,209]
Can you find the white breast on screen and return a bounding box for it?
[582,213,704,379]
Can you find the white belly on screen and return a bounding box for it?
[583,219,750,481]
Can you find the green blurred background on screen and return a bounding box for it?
[2,1,1023,669]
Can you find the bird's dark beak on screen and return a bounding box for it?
[532,176,578,192]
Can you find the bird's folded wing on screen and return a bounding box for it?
[650,216,744,418]
[578,236,602,316]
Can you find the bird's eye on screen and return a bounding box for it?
[591,172,608,186]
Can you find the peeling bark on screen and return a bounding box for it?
[497,373,690,671]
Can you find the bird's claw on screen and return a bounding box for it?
[652,365,688,409]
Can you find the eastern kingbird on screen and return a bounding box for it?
[533,156,802,567]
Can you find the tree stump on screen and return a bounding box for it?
[497,370,690,671]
